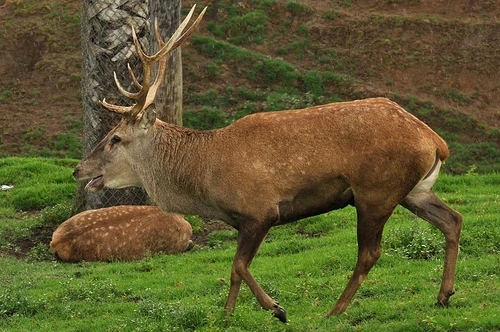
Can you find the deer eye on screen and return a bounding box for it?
[111,135,121,144]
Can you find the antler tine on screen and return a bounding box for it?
[100,98,135,114]
[151,5,206,61]
[127,63,143,90]
[113,71,141,100]
[101,4,206,118]
[101,26,149,116]
[140,6,207,111]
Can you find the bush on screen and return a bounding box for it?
[384,222,444,260]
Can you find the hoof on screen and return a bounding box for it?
[185,240,195,251]
[435,300,449,308]
[272,303,287,323]
[436,290,455,307]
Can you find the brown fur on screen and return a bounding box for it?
[71,11,462,320]
[50,205,192,262]
[74,97,462,322]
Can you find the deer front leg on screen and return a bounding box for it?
[328,205,393,316]
[224,226,287,323]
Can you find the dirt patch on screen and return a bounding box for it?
[0,0,499,157]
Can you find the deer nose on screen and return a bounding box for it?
[72,168,79,180]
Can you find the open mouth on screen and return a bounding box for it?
[84,175,104,192]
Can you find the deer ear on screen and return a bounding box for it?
[139,105,157,129]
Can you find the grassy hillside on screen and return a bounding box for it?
[0,0,499,173]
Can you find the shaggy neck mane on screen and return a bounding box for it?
[138,120,216,210]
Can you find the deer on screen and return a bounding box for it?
[50,205,193,262]
[73,4,462,323]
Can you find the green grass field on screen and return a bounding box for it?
[0,158,499,331]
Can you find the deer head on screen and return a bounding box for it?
[74,5,206,193]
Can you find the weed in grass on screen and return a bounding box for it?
[0,89,13,103]
[27,242,54,262]
[206,61,222,79]
[61,278,128,303]
[184,215,205,234]
[247,57,300,86]
[285,1,314,17]
[339,0,353,9]
[445,141,500,174]
[137,298,167,320]
[233,101,259,118]
[209,229,238,248]
[52,132,82,159]
[220,86,240,108]
[188,89,219,106]
[288,38,313,59]
[0,291,47,319]
[183,107,230,130]
[165,302,209,330]
[440,89,474,106]
[323,10,340,20]
[236,88,262,102]
[383,220,444,260]
[228,10,269,45]
[258,0,277,10]
[23,125,46,142]
[295,23,310,35]
[264,91,302,111]
[490,128,500,139]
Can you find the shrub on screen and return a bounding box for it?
[183,107,230,130]
[285,1,314,17]
[384,222,444,260]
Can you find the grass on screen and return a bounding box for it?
[5,0,80,55]
[208,9,269,45]
[0,157,499,331]
[1,2,499,328]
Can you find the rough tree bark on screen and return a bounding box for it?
[77,0,182,211]
[149,0,183,126]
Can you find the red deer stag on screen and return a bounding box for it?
[50,205,193,262]
[73,4,462,322]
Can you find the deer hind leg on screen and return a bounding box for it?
[401,190,462,307]
[224,226,287,322]
[328,204,394,316]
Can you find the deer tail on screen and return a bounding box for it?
[435,135,450,163]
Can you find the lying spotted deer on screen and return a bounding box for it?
[50,205,193,262]
[73,4,462,322]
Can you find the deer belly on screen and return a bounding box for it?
[274,185,353,225]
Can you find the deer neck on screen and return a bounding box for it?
[136,120,216,214]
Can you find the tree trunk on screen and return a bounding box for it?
[77,0,151,211]
[77,0,183,212]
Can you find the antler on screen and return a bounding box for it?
[101,4,207,119]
